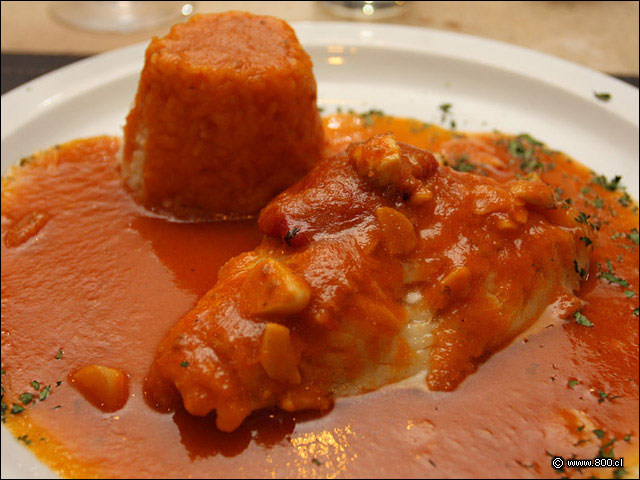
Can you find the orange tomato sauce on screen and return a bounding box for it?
[1,115,638,478]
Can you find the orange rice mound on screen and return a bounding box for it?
[121,12,324,218]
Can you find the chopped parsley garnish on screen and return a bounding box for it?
[593,429,605,438]
[446,155,475,172]
[518,133,543,146]
[592,174,622,192]
[16,435,31,445]
[11,403,25,414]
[574,260,586,278]
[284,227,300,246]
[409,122,430,134]
[613,467,628,478]
[574,311,593,327]
[618,192,632,207]
[596,390,620,403]
[180,361,189,368]
[574,211,595,229]
[634,307,639,317]
[508,134,544,172]
[624,290,635,298]
[598,437,617,458]
[31,381,40,390]
[19,393,33,405]
[592,197,604,209]
[579,236,592,247]
[311,458,322,466]
[593,92,611,102]
[623,434,631,442]
[627,229,639,245]
[438,103,452,113]
[597,259,629,287]
[39,385,51,401]
[55,348,63,360]
[567,380,580,389]
[360,109,384,126]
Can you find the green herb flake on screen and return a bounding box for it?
[518,133,543,146]
[508,135,544,172]
[624,290,635,298]
[574,260,587,278]
[180,361,189,368]
[618,192,632,207]
[447,155,475,173]
[11,403,25,414]
[598,260,629,287]
[284,227,300,246]
[613,467,627,479]
[409,122,430,134]
[19,393,33,405]
[567,380,580,389]
[579,236,593,247]
[311,458,322,466]
[597,391,609,403]
[438,103,452,113]
[55,349,63,360]
[594,92,611,102]
[574,311,593,327]
[627,229,639,246]
[574,211,596,230]
[592,197,604,209]
[31,381,40,391]
[16,434,31,445]
[593,429,605,438]
[623,434,631,442]
[360,109,384,126]
[39,385,51,401]
[592,174,622,192]
[599,447,614,459]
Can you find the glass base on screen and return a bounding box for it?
[49,1,195,33]
[322,1,406,20]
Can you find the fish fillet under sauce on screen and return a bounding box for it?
[145,134,591,431]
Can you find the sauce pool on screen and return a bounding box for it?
[1,115,638,478]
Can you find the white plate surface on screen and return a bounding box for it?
[1,22,638,479]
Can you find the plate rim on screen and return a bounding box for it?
[2,21,639,141]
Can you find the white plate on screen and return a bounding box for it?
[1,22,638,479]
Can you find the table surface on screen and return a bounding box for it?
[1,1,639,75]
